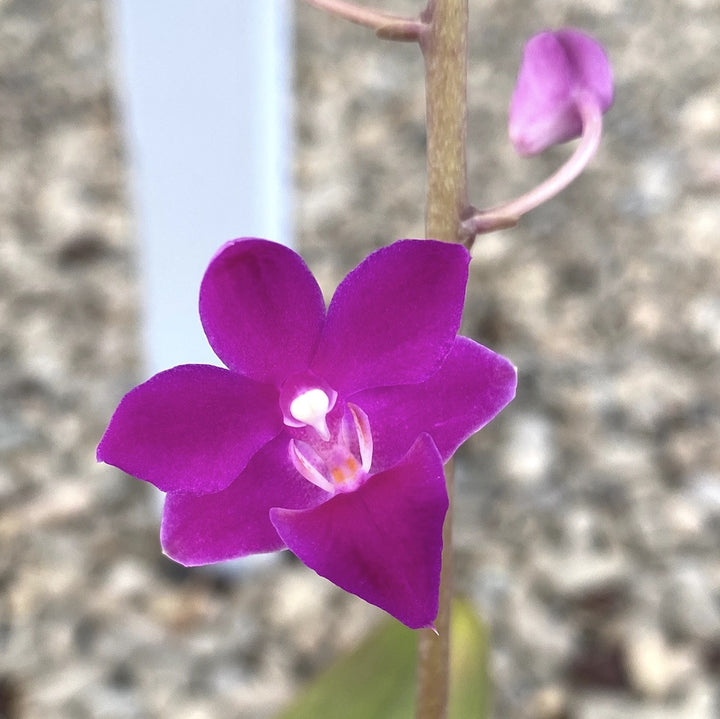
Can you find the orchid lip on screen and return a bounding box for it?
[289,402,374,495]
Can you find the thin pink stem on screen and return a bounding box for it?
[463,97,603,237]
[300,0,425,40]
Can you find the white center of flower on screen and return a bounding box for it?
[289,388,331,441]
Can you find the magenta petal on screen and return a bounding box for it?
[353,337,517,470]
[161,435,329,565]
[200,239,326,383]
[311,240,470,396]
[271,435,448,629]
[97,364,282,494]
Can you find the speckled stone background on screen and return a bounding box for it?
[1,1,719,718]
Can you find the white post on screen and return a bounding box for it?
[112,0,293,375]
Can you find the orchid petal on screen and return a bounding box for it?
[161,435,328,565]
[353,337,517,470]
[97,364,281,494]
[271,435,448,629]
[311,240,470,396]
[200,239,326,384]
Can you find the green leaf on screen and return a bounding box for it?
[448,598,491,719]
[274,599,489,719]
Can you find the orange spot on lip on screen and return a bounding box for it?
[330,456,362,485]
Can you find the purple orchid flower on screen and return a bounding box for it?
[509,28,613,156]
[98,239,516,628]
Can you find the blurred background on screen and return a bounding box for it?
[1,1,719,718]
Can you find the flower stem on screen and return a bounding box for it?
[300,0,425,40]
[417,462,455,719]
[462,96,603,236]
[421,0,469,246]
[417,1,468,718]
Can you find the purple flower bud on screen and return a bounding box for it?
[509,29,613,156]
